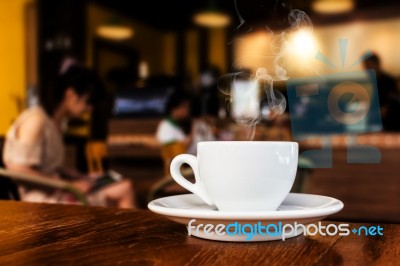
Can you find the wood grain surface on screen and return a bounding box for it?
[0,200,398,266]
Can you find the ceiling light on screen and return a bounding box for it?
[97,25,133,41]
[194,11,231,28]
[97,18,133,41]
[313,0,354,14]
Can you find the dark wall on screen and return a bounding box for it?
[38,0,87,110]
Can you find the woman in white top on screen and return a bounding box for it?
[3,65,135,208]
[156,93,191,146]
[155,90,218,176]
[155,93,192,175]
[156,92,217,154]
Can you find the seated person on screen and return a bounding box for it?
[156,92,217,173]
[363,53,400,131]
[156,92,192,174]
[3,65,135,208]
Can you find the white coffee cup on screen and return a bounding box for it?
[170,141,298,212]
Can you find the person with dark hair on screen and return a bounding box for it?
[155,92,192,175]
[156,92,191,146]
[3,65,135,208]
[363,52,400,131]
[60,59,111,173]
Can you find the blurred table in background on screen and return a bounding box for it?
[108,134,159,158]
[107,119,160,158]
[300,133,400,149]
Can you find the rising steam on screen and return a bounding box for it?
[218,1,314,140]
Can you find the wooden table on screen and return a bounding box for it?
[1,201,398,266]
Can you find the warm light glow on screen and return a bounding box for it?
[313,0,354,14]
[139,61,149,79]
[289,30,318,59]
[283,29,320,76]
[97,25,133,41]
[193,12,231,28]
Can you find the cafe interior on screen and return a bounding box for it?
[0,0,399,224]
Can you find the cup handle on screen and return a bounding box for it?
[170,154,214,205]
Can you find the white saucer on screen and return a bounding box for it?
[148,193,343,242]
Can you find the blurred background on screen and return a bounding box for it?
[0,0,399,222]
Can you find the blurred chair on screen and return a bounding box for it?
[0,137,88,204]
[0,168,88,205]
[148,142,192,202]
[160,142,187,176]
[0,137,20,200]
[86,141,108,175]
[0,177,19,200]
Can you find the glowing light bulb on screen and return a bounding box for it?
[289,30,317,59]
